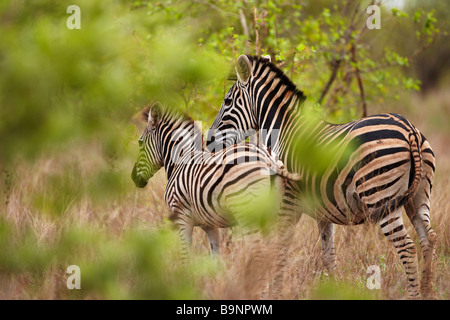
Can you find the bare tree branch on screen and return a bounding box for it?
[253,6,260,56]
[351,43,367,117]
[239,9,249,38]
[239,9,250,55]
[318,0,359,105]
[318,58,342,105]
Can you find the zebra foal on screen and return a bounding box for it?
[131,102,299,293]
[207,55,437,299]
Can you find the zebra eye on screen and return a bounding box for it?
[138,138,143,147]
[224,98,232,107]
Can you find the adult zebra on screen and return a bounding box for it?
[131,102,300,295]
[206,55,437,299]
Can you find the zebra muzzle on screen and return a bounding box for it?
[131,163,148,188]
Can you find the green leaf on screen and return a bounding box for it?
[413,10,421,23]
[296,43,306,52]
[391,8,408,18]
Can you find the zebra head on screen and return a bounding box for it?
[206,55,263,152]
[131,103,164,188]
[206,54,305,153]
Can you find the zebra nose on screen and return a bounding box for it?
[131,163,148,188]
[134,176,148,188]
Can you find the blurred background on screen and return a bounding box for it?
[0,0,448,299]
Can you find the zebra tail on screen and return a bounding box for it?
[368,127,423,223]
[275,160,301,181]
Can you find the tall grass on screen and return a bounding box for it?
[1,90,449,300]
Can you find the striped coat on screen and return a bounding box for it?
[207,55,436,299]
[131,103,299,291]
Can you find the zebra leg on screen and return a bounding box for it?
[405,142,436,298]
[317,220,336,275]
[172,212,194,262]
[223,203,266,298]
[379,209,420,299]
[270,207,300,299]
[405,189,436,298]
[202,226,220,255]
[270,182,302,299]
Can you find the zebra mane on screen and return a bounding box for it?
[140,103,194,125]
[228,55,306,105]
[140,102,203,149]
[252,55,306,104]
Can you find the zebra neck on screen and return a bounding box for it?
[162,120,203,180]
[256,92,303,156]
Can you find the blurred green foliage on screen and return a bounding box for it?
[398,1,449,92]
[0,216,206,299]
[0,0,443,193]
[311,278,378,300]
[0,0,230,164]
[0,0,445,299]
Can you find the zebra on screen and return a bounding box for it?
[206,55,437,299]
[131,102,300,294]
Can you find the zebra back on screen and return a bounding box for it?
[207,55,434,224]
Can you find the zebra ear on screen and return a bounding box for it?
[141,106,151,123]
[262,55,271,63]
[149,102,162,129]
[235,54,252,84]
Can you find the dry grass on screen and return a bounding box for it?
[1,90,449,300]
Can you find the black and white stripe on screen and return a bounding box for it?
[131,102,300,296]
[207,55,436,299]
